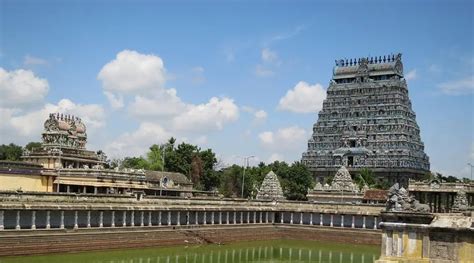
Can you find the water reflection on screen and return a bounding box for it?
[0,240,379,263]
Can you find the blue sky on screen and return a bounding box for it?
[1,0,473,178]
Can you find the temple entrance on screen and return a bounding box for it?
[347,156,354,167]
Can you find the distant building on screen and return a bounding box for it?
[0,113,196,197]
[302,54,430,186]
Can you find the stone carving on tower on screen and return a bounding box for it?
[42,113,87,149]
[256,171,285,201]
[302,53,430,184]
[330,166,359,192]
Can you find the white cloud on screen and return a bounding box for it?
[106,122,171,157]
[98,50,166,95]
[0,68,49,108]
[405,69,417,81]
[278,81,326,113]
[438,76,474,95]
[254,110,267,121]
[261,48,277,63]
[23,55,49,66]
[172,97,239,132]
[104,91,124,109]
[258,126,308,151]
[267,153,284,163]
[255,64,274,77]
[128,89,187,118]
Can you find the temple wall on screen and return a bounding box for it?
[0,174,53,192]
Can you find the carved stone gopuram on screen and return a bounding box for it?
[256,171,285,201]
[302,54,430,185]
[330,166,359,193]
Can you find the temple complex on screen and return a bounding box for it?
[256,171,285,200]
[0,113,194,196]
[302,54,430,185]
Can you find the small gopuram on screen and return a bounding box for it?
[307,166,364,203]
[256,171,285,200]
[376,183,473,263]
[302,54,430,185]
[13,113,193,196]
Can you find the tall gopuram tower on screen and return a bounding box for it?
[302,54,430,186]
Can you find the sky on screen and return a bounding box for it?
[0,0,473,178]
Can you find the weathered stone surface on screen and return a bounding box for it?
[256,171,285,200]
[452,190,469,212]
[302,54,430,182]
[386,183,429,213]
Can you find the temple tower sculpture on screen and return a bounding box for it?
[302,54,430,185]
[256,171,285,200]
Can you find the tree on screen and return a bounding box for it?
[121,157,149,170]
[25,142,42,151]
[147,144,164,171]
[355,168,376,189]
[278,162,313,200]
[0,143,23,161]
[190,154,203,185]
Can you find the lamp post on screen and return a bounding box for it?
[241,156,255,198]
[468,163,473,182]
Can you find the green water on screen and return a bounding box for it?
[0,240,380,263]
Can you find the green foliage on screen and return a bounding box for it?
[0,143,22,161]
[147,144,164,171]
[278,161,313,200]
[25,142,42,151]
[121,157,149,170]
[355,168,376,188]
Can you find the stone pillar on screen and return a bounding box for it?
[203,211,207,225]
[330,214,333,227]
[66,185,70,193]
[265,211,269,223]
[94,187,98,195]
[290,212,294,224]
[300,212,303,225]
[15,210,20,230]
[186,211,190,225]
[351,215,355,228]
[195,211,198,225]
[83,186,87,194]
[280,212,284,224]
[177,211,181,226]
[374,216,377,230]
[130,211,135,227]
[271,212,275,224]
[253,211,256,224]
[87,210,91,228]
[211,211,215,225]
[140,211,144,227]
[148,211,152,227]
[0,210,3,230]
[122,211,127,227]
[99,211,104,228]
[60,211,65,229]
[310,213,313,225]
[167,211,171,226]
[233,211,236,224]
[259,211,263,223]
[362,216,366,229]
[74,211,78,229]
[240,211,243,224]
[341,215,344,227]
[158,211,162,226]
[111,211,115,227]
[246,211,250,224]
[31,210,36,230]
[46,211,51,229]
[226,211,230,224]
[219,211,222,224]
[320,214,323,226]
